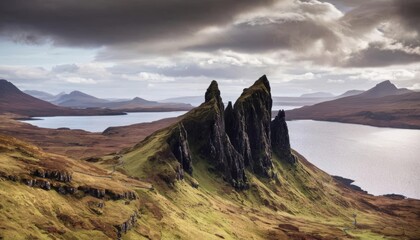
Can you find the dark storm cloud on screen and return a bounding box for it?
[340,0,420,40]
[188,17,340,53]
[338,0,420,67]
[345,42,420,67]
[0,0,275,46]
[1,0,420,69]
[394,0,420,34]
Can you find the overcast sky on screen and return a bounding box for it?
[0,0,419,100]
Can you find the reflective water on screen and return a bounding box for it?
[287,120,420,199]
[21,113,420,199]
[22,111,187,132]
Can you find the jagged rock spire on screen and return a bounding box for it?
[226,75,274,177]
[271,110,296,164]
[205,80,221,103]
[164,75,294,189]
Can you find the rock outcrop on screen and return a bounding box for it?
[115,212,138,239]
[23,178,52,190]
[271,110,296,164]
[157,75,294,189]
[167,123,193,175]
[181,81,248,189]
[226,75,274,177]
[33,168,72,182]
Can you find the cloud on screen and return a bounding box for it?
[394,0,420,34]
[0,0,275,47]
[52,64,79,73]
[1,0,420,92]
[344,42,420,67]
[64,77,97,84]
[188,16,341,54]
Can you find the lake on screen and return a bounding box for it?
[287,120,420,199]
[22,113,420,199]
[22,111,187,132]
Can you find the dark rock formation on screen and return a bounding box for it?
[226,75,274,177]
[158,75,295,189]
[167,123,193,175]
[333,176,368,194]
[23,178,51,190]
[78,186,106,199]
[56,185,76,195]
[382,194,406,200]
[105,189,137,200]
[271,110,296,164]
[181,81,248,189]
[115,212,138,239]
[33,168,72,182]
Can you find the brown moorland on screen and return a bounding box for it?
[1,77,419,239]
[286,81,420,129]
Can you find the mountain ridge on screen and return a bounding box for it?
[286,80,420,129]
[0,79,123,117]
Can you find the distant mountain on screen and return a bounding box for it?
[103,97,193,111]
[336,90,364,98]
[286,80,420,129]
[300,92,335,98]
[49,90,193,111]
[272,96,334,108]
[53,91,109,108]
[0,79,123,117]
[357,80,412,98]
[23,90,56,101]
[160,96,203,106]
[104,97,158,109]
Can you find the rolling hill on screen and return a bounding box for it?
[0,79,123,117]
[287,80,420,129]
[52,90,110,108]
[25,89,194,111]
[23,90,57,102]
[1,76,419,239]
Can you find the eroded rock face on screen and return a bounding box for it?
[23,178,51,190]
[115,212,137,239]
[78,186,106,198]
[167,123,193,175]
[181,81,248,189]
[271,110,296,164]
[163,75,294,189]
[33,169,72,182]
[226,75,274,177]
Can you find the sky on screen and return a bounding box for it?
[0,0,419,101]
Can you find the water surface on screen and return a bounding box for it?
[22,111,187,132]
[22,113,420,199]
[287,120,420,199]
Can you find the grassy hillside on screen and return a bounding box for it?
[1,126,420,239]
[1,77,419,239]
[0,135,147,239]
[100,128,420,239]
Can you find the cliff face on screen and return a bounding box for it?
[271,110,296,164]
[167,123,193,175]
[226,75,274,177]
[180,80,248,188]
[144,75,293,189]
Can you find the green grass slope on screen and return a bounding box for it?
[96,97,420,239]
